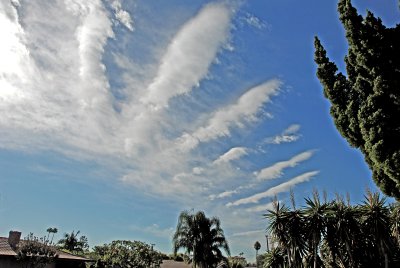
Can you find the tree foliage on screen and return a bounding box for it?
[264,192,400,268]
[314,0,400,199]
[173,210,230,268]
[91,240,162,268]
[57,230,89,254]
[16,233,58,268]
[46,227,58,245]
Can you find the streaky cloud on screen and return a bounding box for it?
[226,171,319,207]
[177,79,282,151]
[140,2,232,110]
[264,124,301,144]
[255,150,314,181]
[108,0,134,31]
[245,202,275,213]
[213,147,248,165]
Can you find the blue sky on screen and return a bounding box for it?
[0,0,398,262]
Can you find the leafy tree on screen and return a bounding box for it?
[57,230,88,254]
[229,255,247,268]
[231,261,244,268]
[91,240,162,268]
[173,210,230,268]
[314,0,400,199]
[16,233,58,268]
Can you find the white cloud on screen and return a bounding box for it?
[255,150,314,181]
[0,0,34,101]
[0,1,317,219]
[131,224,174,239]
[213,147,248,165]
[0,1,320,262]
[209,149,314,201]
[209,190,238,201]
[140,2,232,110]
[245,202,275,213]
[177,79,282,151]
[265,124,301,144]
[227,171,319,207]
[230,229,264,237]
[284,124,300,134]
[243,13,268,30]
[108,0,134,31]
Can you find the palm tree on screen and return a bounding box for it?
[254,241,261,268]
[264,200,290,267]
[263,247,285,268]
[58,230,88,253]
[303,191,328,268]
[46,227,58,244]
[173,210,230,268]
[390,202,400,247]
[359,191,392,268]
[285,207,306,267]
[323,197,360,268]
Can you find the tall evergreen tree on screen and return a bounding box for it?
[314,0,400,199]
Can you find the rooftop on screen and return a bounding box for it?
[0,236,90,261]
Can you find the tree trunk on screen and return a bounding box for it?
[313,244,318,268]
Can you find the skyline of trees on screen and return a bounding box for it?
[264,191,400,268]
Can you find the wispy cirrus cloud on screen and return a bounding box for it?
[264,124,301,144]
[177,79,282,151]
[255,150,314,181]
[226,171,319,207]
[209,190,239,201]
[0,1,319,258]
[241,12,269,30]
[245,201,275,213]
[230,229,264,237]
[140,2,232,110]
[108,0,134,31]
[208,149,314,201]
[213,147,248,165]
[130,224,174,239]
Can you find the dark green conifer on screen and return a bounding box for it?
[314,0,400,199]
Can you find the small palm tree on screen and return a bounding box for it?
[58,230,88,254]
[46,227,58,244]
[264,199,290,266]
[360,191,392,268]
[254,241,261,268]
[324,197,360,267]
[390,202,400,247]
[263,247,285,268]
[173,210,230,268]
[303,191,328,268]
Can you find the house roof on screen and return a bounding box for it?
[0,237,91,261]
[0,238,17,256]
[160,260,191,268]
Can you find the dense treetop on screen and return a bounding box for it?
[314,0,400,199]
